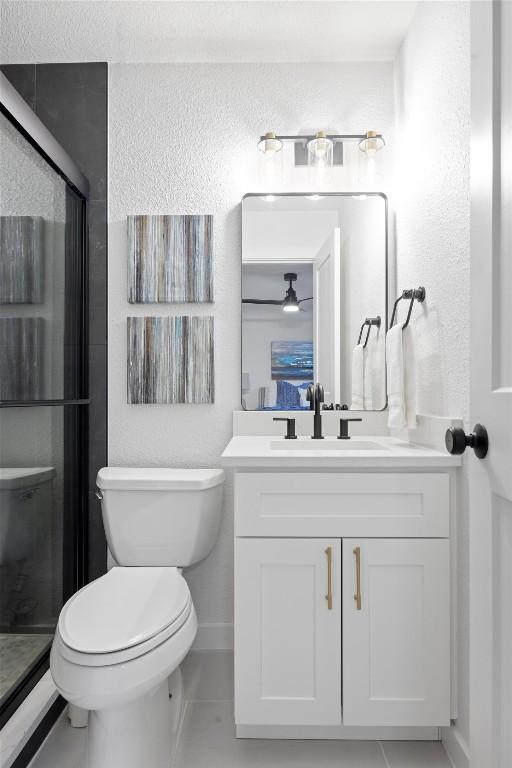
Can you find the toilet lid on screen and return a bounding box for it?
[59,567,190,654]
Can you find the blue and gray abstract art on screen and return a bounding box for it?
[128,215,213,303]
[271,340,313,380]
[127,316,214,404]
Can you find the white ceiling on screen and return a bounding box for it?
[0,1,418,64]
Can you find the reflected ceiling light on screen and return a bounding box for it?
[306,194,324,201]
[257,131,283,155]
[282,273,302,312]
[262,194,276,202]
[283,297,300,312]
[358,130,386,156]
[352,194,368,200]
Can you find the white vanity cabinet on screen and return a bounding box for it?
[342,538,450,727]
[235,538,341,726]
[231,463,455,736]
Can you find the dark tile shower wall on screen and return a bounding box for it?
[1,63,108,581]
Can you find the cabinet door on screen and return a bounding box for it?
[235,538,341,726]
[342,538,450,727]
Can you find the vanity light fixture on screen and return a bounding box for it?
[257,130,385,168]
[358,130,386,155]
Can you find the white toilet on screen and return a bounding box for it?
[50,467,224,768]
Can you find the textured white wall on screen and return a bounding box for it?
[109,62,395,634]
[394,0,470,751]
[394,1,470,420]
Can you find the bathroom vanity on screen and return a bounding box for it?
[222,434,461,739]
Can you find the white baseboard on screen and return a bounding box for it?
[442,724,470,768]
[237,724,440,741]
[192,622,234,651]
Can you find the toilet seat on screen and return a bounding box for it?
[57,566,192,666]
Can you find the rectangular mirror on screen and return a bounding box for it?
[241,193,388,411]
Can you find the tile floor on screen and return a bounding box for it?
[28,651,454,768]
[0,634,53,702]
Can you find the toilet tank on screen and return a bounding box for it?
[0,467,56,565]
[96,467,224,567]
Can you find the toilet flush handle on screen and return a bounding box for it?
[94,488,104,501]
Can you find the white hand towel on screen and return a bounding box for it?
[386,323,417,429]
[264,380,277,408]
[351,344,364,410]
[403,326,417,429]
[363,345,373,410]
[370,332,386,411]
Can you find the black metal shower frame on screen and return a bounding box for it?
[0,73,89,737]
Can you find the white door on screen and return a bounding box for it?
[313,229,341,402]
[470,3,512,766]
[342,538,450,727]
[235,538,341,726]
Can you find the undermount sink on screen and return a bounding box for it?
[270,439,388,451]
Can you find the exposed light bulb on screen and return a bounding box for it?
[307,132,334,167]
[257,132,283,155]
[358,130,385,156]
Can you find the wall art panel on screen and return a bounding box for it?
[128,214,213,303]
[127,315,214,404]
[0,216,43,303]
[0,316,44,400]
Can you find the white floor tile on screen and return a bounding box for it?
[28,710,86,768]
[381,740,453,768]
[181,650,234,702]
[174,700,387,768]
[26,653,452,768]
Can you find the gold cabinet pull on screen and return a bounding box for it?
[325,546,333,610]
[353,546,362,610]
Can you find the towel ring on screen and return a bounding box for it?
[358,316,381,348]
[390,287,425,328]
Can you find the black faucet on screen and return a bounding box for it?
[338,417,363,439]
[306,383,325,439]
[273,417,297,439]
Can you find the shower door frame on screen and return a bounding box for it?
[0,72,90,731]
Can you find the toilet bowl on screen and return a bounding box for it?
[50,467,224,768]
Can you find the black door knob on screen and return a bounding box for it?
[445,424,488,459]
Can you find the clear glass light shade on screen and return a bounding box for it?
[257,132,283,155]
[358,131,385,156]
[307,132,333,167]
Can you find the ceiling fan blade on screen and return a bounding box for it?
[298,296,313,304]
[242,299,283,305]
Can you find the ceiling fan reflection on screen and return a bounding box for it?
[242,272,312,313]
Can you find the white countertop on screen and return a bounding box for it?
[221,435,462,469]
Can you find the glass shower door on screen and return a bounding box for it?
[0,109,87,725]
